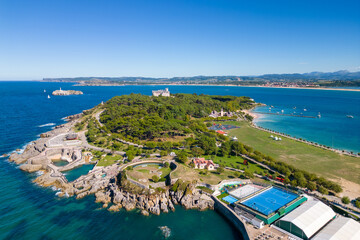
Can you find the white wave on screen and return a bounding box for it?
[35,171,44,176]
[38,123,56,127]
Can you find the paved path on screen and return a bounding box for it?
[94,110,105,127]
[79,131,125,155]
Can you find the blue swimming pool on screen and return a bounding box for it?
[223,195,239,204]
[242,187,298,216]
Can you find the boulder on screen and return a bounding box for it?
[141,210,149,216]
[19,164,43,173]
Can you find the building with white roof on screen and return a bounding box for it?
[274,200,336,239]
[312,216,360,240]
[152,88,170,97]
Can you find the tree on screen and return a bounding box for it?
[234,171,241,178]
[191,147,205,157]
[318,185,329,195]
[284,177,290,185]
[162,142,172,153]
[355,199,360,209]
[341,196,350,204]
[197,135,217,155]
[290,179,298,187]
[244,169,254,179]
[216,166,225,174]
[152,175,160,183]
[163,162,170,168]
[220,141,231,156]
[306,182,317,191]
[177,151,188,164]
[231,141,243,156]
[126,150,135,161]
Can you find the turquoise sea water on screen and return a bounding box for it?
[62,164,95,182]
[0,82,359,239]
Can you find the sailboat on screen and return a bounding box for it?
[44,89,46,93]
[318,112,321,118]
[47,95,50,99]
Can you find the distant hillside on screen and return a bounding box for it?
[42,70,360,86]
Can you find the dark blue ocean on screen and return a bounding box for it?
[0,82,359,239]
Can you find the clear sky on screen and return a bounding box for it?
[0,0,359,80]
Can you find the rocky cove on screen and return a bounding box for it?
[8,113,215,217]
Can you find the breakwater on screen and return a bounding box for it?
[212,196,250,240]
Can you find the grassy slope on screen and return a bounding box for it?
[96,154,122,167]
[224,121,360,185]
[172,164,239,185]
[203,155,269,174]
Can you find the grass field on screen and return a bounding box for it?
[203,155,269,175]
[172,164,239,185]
[96,154,123,167]
[127,165,171,182]
[221,121,360,185]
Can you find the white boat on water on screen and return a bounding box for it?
[318,112,321,118]
[47,95,50,99]
[44,89,46,93]
[304,108,307,111]
[346,115,354,118]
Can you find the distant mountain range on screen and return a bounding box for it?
[43,70,360,85]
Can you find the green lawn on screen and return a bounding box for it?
[96,154,123,167]
[203,155,269,175]
[221,121,360,185]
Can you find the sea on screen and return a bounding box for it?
[0,81,359,240]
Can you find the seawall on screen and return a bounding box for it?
[212,196,250,240]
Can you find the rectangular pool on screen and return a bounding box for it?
[241,187,298,216]
[223,195,239,204]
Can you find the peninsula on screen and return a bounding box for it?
[9,93,360,239]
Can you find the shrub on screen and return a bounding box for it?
[341,196,350,204]
[152,175,160,183]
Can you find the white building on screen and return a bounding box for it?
[209,108,234,118]
[274,200,336,240]
[192,158,215,171]
[312,216,360,240]
[152,88,170,97]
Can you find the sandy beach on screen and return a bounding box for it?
[242,109,262,120]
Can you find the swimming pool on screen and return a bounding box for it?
[223,195,239,204]
[242,187,298,216]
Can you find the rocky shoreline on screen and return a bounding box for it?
[7,113,214,216]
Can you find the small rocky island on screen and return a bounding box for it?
[52,88,83,96]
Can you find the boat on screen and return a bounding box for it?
[44,89,46,93]
[281,110,284,113]
[346,115,354,118]
[303,109,307,111]
[47,95,50,99]
[318,112,321,118]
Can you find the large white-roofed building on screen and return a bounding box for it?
[312,216,360,240]
[273,200,336,239]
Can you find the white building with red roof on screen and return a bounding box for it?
[192,158,215,171]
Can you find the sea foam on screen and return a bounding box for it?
[38,123,56,127]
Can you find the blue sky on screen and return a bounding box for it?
[0,0,359,80]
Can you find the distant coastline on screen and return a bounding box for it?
[70,82,360,92]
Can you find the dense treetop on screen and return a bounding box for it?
[99,93,254,141]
